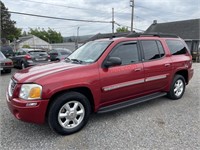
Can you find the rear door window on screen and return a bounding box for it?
[141,40,162,61]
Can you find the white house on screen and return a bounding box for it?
[13,35,52,51]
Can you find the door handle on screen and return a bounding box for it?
[164,63,170,67]
[134,68,142,72]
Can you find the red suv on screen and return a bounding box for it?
[6,33,193,135]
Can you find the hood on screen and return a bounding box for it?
[13,61,83,83]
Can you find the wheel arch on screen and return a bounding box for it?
[174,69,188,84]
[45,86,95,120]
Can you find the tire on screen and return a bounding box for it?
[167,75,186,100]
[48,92,91,135]
[21,62,25,69]
[5,69,11,73]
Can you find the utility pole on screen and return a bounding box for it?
[130,0,134,32]
[76,27,80,49]
[112,8,114,35]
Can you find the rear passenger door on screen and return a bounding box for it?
[140,40,172,92]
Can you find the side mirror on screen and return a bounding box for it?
[104,57,122,68]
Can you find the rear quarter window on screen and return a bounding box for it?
[166,40,188,55]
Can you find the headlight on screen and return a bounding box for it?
[19,84,42,100]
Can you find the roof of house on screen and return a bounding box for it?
[16,35,34,43]
[146,19,200,40]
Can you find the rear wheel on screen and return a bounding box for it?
[167,75,186,100]
[48,92,91,135]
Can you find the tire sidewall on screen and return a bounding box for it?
[48,92,91,135]
[169,75,186,100]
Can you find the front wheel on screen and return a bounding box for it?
[167,75,186,100]
[48,92,91,135]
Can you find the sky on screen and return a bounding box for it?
[2,0,200,37]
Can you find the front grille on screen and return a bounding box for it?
[8,79,17,97]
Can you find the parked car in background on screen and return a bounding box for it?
[49,48,72,61]
[0,43,14,58]
[0,51,13,73]
[12,48,50,69]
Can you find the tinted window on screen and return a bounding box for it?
[166,40,187,55]
[60,51,71,55]
[49,50,56,53]
[110,42,139,65]
[17,51,26,55]
[141,41,160,60]
[28,51,48,56]
[156,41,165,57]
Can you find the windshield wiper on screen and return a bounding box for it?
[71,59,83,64]
[65,57,71,62]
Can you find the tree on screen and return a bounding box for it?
[28,28,63,43]
[116,26,129,33]
[0,1,21,42]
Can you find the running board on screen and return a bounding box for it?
[97,92,167,113]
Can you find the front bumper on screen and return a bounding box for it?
[1,65,13,70]
[6,92,49,124]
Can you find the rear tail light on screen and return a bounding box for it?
[24,54,31,60]
[5,62,13,66]
[48,55,50,58]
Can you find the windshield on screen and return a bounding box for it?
[68,41,112,63]
[0,51,6,60]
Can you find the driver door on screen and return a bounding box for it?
[99,41,145,105]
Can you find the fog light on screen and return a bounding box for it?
[26,102,37,107]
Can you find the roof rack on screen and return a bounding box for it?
[127,32,179,38]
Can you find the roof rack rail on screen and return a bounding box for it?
[127,32,179,38]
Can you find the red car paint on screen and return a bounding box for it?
[6,36,193,124]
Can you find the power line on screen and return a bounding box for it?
[20,0,99,11]
[8,11,112,23]
[19,0,112,15]
[20,0,132,15]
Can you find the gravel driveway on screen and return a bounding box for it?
[0,63,199,150]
